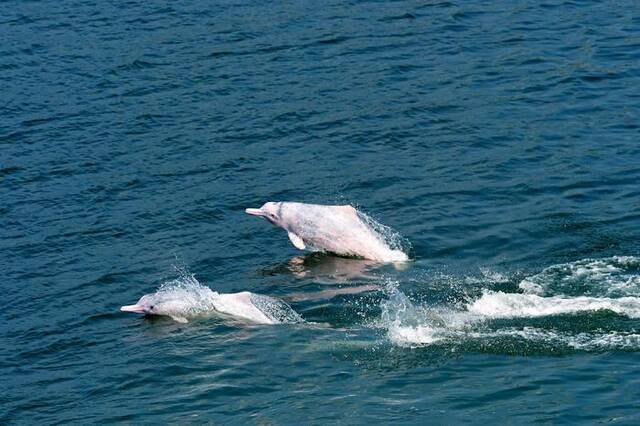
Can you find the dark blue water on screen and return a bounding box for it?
[2,0,640,423]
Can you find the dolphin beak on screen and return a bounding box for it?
[121,304,147,314]
[245,208,265,217]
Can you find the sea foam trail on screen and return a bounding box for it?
[468,291,640,319]
[382,296,640,350]
[519,256,640,297]
[140,275,303,324]
[379,257,640,350]
[389,325,640,350]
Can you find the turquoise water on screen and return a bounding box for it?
[2,0,640,423]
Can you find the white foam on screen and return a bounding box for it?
[479,267,510,283]
[379,284,479,347]
[569,331,640,350]
[386,322,640,350]
[377,258,640,350]
[470,328,640,350]
[517,278,545,295]
[388,324,441,345]
[468,291,640,318]
[518,256,640,297]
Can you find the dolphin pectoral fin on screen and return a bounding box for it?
[170,316,189,323]
[288,232,306,250]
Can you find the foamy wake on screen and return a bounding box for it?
[388,326,640,350]
[468,291,640,319]
[488,328,640,350]
[382,256,640,351]
[519,256,640,297]
[150,274,303,324]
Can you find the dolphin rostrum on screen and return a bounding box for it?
[245,202,409,262]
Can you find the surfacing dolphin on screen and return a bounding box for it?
[245,202,409,262]
[121,283,303,324]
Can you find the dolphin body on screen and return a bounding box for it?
[121,286,303,324]
[246,202,408,262]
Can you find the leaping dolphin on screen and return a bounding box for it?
[245,202,409,262]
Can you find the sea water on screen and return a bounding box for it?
[2,0,639,423]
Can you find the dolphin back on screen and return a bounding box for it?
[280,203,409,262]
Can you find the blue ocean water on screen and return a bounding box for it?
[2,0,640,423]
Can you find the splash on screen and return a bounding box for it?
[356,210,412,260]
[379,281,479,346]
[247,293,305,323]
[378,257,640,352]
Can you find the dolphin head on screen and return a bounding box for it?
[245,202,284,227]
[120,294,159,315]
[121,293,190,323]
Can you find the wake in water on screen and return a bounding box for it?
[518,256,640,297]
[121,273,303,325]
[377,256,640,352]
[468,291,640,319]
[121,257,640,353]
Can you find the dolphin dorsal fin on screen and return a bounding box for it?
[288,232,306,250]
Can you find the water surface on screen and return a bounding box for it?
[2,0,640,423]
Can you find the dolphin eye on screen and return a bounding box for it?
[150,305,154,310]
